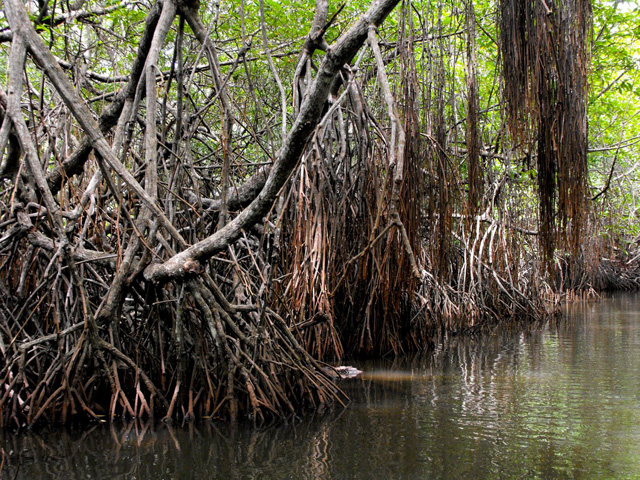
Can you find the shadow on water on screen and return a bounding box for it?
[2,293,640,479]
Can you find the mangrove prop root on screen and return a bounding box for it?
[1,0,606,428]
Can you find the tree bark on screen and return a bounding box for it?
[144,0,401,283]
[4,0,186,249]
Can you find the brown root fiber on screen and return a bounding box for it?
[499,0,592,268]
[0,0,607,428]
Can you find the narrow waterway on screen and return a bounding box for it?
[3,293,640,479]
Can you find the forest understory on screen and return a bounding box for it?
[1,0,639,428]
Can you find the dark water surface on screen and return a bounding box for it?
[3,294,640,479]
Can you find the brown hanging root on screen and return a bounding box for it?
[498,0,591,268]
[0,0,599,428]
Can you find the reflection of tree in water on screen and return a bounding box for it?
[1,417,339,479]
[329,321,556,477]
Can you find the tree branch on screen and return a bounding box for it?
[143,0,401,283]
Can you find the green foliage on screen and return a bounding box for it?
[588,0,640,244]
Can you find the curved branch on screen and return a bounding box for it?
[45,0,164,195]
[144,0,401,283]
[4,0,187,248]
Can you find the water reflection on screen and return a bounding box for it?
[2,418,339,479]
[3,293,640,479]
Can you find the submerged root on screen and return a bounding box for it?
[0,231,346,427]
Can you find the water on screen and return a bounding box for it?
[3,293,640,479]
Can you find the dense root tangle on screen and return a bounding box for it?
[0,241,346,427]
[0,0,400,426]
[0,0,602,429]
